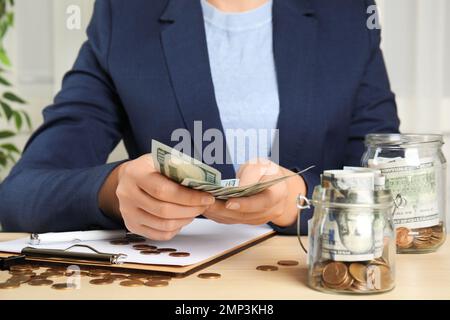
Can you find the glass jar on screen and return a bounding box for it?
[362,134,447,253]
[305,186,396,294]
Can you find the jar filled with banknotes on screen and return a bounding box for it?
[305,185,396,294]
[362,134,447,253]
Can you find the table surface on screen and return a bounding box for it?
[0,233,449,300]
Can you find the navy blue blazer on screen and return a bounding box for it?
[0,0,399,234]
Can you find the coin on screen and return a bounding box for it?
[0,281,20,289]
[110,239,130,245]
[90,278,114,285]
[140,250,160,255]
[127,274,150,282]
[119,280,144,287]
[169,252,190,257]
[9,265,32,272]
[349,263,367,283]
[127,238,147,243]
[40,272,64,279]
[107,274,128,281]
[158,248,177,253]
[197,273,221,279]
[51,283,76,290]
[28,279,54,286]
[396,227,414,248]
[144,280,169,287]
[132,244,157,250]
[9,269,35,276]
[88,269,111,276]
[256,265,278,272]
[9,275,32,284]
[322,262,348,286]
[148,275,172,281]
[277,260,299,266]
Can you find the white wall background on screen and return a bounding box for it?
[2,0,450,227]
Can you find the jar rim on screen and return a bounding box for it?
[365,133,444,148]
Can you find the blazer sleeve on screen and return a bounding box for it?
[0,0,126,232]
[345,0,400,166]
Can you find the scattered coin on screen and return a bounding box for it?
[9,265,32,272]
[169,252,190,257]
[148,275,172,281]
[144,280,169,287]
[110,239,130,245]
[256,265,278,272]
[0,281,20,289]
[9,275,32,284]
[51,283,76,290]
[90,278,114,285]
[140,250,160,255]
[119,280,144,287]
[127,238,147,243]
[127,275,150,282]
[132,244,157,250]
[87,269,112,277]
[197,273,221,279]
[158,248,177,253]
[28,279,54,286]
[277,260,299,266]
[40,272,64,279]
[107,274,129,281]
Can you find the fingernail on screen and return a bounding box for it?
[226,202,240,210]
[202,197,215,205]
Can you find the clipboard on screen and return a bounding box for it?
[0,228,276,277]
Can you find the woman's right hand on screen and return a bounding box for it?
[99,154,215,241]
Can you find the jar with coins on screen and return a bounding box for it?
[362,134,447,253]
[299,185,396,294]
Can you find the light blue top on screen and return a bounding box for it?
[201,0,280,172]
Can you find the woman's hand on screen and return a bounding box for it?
[99,154,215,241]
[203,160,306,227]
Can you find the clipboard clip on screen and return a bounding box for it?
[21,244,128,265]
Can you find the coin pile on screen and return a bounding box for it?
[311,258,394,293]
[109,235,190,258]
[396,223,445,250]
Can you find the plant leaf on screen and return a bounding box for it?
[0,130,15,139]
[0,74,11,86]
[0,47,11,67]
[0,101,13,120]
[21,110,32,130]
[0,152,7,167]
[0,143,19,153]
[13,110,22,130]
[3,91,26,104]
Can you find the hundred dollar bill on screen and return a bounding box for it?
[152,139,314,200]
[368,157,439,229]
[152,140,221,185]
[319,167,387,261]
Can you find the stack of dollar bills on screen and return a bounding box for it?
[151,140,314,200]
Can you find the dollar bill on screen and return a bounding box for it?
[318,167,387,261]
[151,139,314,200]
[368,157,439,229]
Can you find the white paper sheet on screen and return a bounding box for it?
[0,220,273,266]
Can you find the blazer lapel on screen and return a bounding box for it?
[160,0,235,178]
[273,0,320,170]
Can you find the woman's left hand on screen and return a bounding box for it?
[204,160,307,227]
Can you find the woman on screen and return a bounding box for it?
[0,0,399,240]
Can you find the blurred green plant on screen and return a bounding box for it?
[0,0,31,173]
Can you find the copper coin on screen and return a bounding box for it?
[40,272,64,279]
[322,262,348,286]
[107,274,129,281]
[132,244,157,250]
[90,278,114,285]
[144,280,169,287]
[9,275,32,284]
[88,269,112,276]
[0,281,20,289]
[28,279,54,286]
[148,275,172,281]
[349,263,367,283]
[169,252,190,257]
[9,270,35,276]
[119,280,144,287]
[277,260,299,266]
[396,227,414,248]
[51,283,76,290]
[9,265,32,272]
[140,250,160,255]
[256,265,278,272]
[197,273,221,279]
[158,248,177,253]
[127,275,150,282]
[127,238,147,243]
[110,239,130,245]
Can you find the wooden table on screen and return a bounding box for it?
[0,233,449,300]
